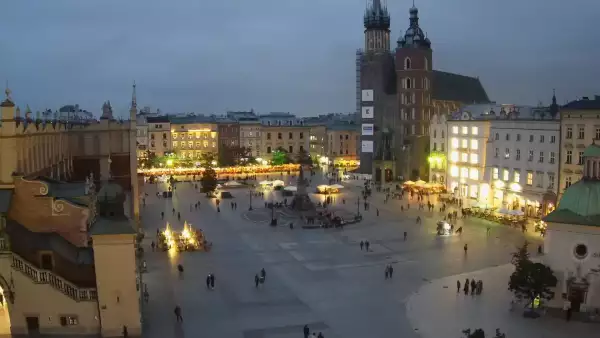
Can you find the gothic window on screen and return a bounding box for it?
[405,58,411,70]
[424,57,428,70]
[405,78,412,89]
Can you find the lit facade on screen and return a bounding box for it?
[147,117,171,156]
[486,116,560,217]
[261,126,311,160]
[326,125,359,165]
[558,96,600,199]
[428,113,447,184]
[239,123,262,157]
[171,120,218,159]
[135,114,148,159]
[309,125,327,160]
[446,110,490,206]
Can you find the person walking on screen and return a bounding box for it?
[470,279,476,295]
[360,241,364,250]
[464,243,468,255]
[376,208,379,216]
[206,274,211,289]
[255,274,260,288]
[464,278,469,295]
[456,280,461,293]
[388,265,394,278]
[365,240,370,252]
[210,273,215,289]
[260,268,266,282]
[403,232,407,241]
[385,265,389,279]
[174,305,183,322]
[317,333,324,338]
[303,325,310,338]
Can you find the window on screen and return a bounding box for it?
[405,78,412,89]
[469,168,479,180]
[60,316,79,326]
[461,126,468,135]
[345,134,349,140]
[289,132,293,140]
[451,138,459,148]
[492,167,499,180]
[424,57,428,70]
[529,135,534,142]
[433,142,437,151]
[441,143,445,151]
[548,173,555,189]
[289,146,293,153]
[461,153,468,163]
[461,167,469,178]
[578,127,585,139]
[505,134,510,141]
[470,185,478,198]
[173,141,178,147]
[452,126,458,134]
[470,153,478,164]
[516,134,521,141]
[596,128,600,140]
[203,140,208,147]
[441,130,445,138]
[539,151,544,163]
[494,148,499,158]
[461,139,468,148]
[405,57,411,69]
[495,133,499,140]
[502,169,509,181]
[411,108,416,119]
[550,135,556,143]
[516,149,521,161]
[434,130,437,138]
[527,172,533,185]
[504,148,510,159]
[528,150,533,161]
[450,165,459,177]
[540,135,545,143]
[578,151,584,165]
[471,127,478,135]
[267,133,271,140]
[565,176,572,188]
[514,171,520,183]
[566,150,572,164]
[267,146,272,153]
[550,152,555,164]
[566,127,573,139]
[278,132,282,140]
[470,139,478,150]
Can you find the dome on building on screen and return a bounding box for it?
[397,6,431,49]
[544,144,600,226]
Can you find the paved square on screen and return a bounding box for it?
[139,172,548,338]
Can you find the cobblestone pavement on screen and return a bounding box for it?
[138,171,542,338]
[406,264,599,338]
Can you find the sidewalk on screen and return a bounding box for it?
[406,264,598,338]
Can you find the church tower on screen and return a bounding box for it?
[395,4,433,180]
[363,0,391,53]
[129,82,140,224]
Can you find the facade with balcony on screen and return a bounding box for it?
[485,116,560,217]
[261,126,311,161]
[170,116,218,159]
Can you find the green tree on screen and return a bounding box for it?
[295,147,312,166]
[271,147,291,165]
[508,241,557,309]
[200,152,218,194]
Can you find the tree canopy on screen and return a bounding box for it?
[508,241,557,306]
[200,152,218,194]
[271,147,292,165]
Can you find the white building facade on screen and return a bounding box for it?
[486,116,560,217]
[428,113,447,184]
[446,111,490,206]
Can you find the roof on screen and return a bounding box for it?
[327,123,359,132]
[170,115,216,124]
[432,70,490,104]
[543,180,600,227]
[0,189,13,213]
[583,143,600,158]
[146,116,170,123]
[91,216,136,236]
[562,97,600,110]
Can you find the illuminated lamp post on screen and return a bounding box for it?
[248,184,253,211]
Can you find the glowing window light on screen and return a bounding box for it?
[451,138,459,149]
[469,168,479,180]
[450,151,459,163]
[470,153,478,164]
[450,165,459,177]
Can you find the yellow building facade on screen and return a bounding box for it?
[261,126,311,161]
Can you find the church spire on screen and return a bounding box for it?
[130,81,138,119]
[549,89,559,118]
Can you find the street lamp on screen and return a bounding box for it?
[248,184,253,211]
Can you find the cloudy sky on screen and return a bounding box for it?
[0,0,598,117]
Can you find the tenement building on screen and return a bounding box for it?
[358,1,490,182]
[543,144,600,313]
[170,116,218,159]
[558,96,600,199]
[428,113,447,184]
[0,86,142,335]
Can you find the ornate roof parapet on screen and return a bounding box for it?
[364,0,390,30]
[397,5,431,49]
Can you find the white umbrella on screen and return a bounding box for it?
[272,180,285,187]
[224,181,242,187]
[403,180,415,185]
[258,180,271,185]
[284,186,297,192]
[329,184,344,189]
[415,180,426,187]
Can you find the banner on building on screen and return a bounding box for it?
[361,140,373,153]
[361,123,374,136]
[361,89,374,102]
[361,106,374,119]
